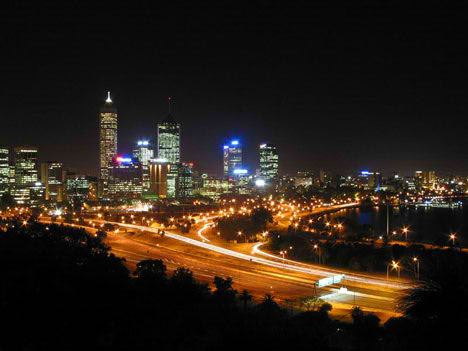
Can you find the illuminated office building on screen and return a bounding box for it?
[359,170,382,190]
[195,174,230,200]
[40,161,64,202]
[99,91,118,182]
[108,156,143,199]
[11,147,40,204]
[133,140,154,191]
[259,143,279,181]
[176,162,193,199]
[149,159,170,198]
[157,98,180,198]
[157,97,180,163]
[66,174,97,202]
[0,147,9,195]
[223,140,242,178]
[415,170,436,186]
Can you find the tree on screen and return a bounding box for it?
[212,276,237,305]
[301,296,325,311]
[96,230,107,240]
[134,259,167,281]
[351,307,381,349]
[319,302,332,314]
[257,293,284,319]
[239,289,252,310]
[169,267,209,303]
[398,251,468,347]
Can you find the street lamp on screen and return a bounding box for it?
[449,233,456,246]
[402,227,409,241]
[238,231,246,243]
[387,260,400,280]
[413,257,420,280]
[279,250,287,264]
[313,244,321,264]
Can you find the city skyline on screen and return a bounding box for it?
[0,2,466,176]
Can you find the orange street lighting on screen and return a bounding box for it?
[449,233,456,245]
[279,250,287,264]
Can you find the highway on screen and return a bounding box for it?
[94,218,405,321]
[38,202,408,321]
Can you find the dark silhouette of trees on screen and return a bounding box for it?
[351,307,381,349]
[212,276,237,305]
[215,208,273,242]
[239,289,252,310]
[397,250,468,348]
[4,219,467,350]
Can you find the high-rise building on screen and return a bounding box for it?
[157,97,180,163]
[223,140,242,178]
[259,143,279,181]
[99,92,118,182]
[0,147,9,196]
[149,159,170,198]
[176,162,193,199]
[108,156,143,199]
[40,161,64,202]
[11,147,40,204]
[359,170,382,189]
[66,173,96,203]
[415,170,436,186]
[157,97,180,198]
[319,170,332,185]
[133,140,154,191]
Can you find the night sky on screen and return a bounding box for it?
[0,1,466,177]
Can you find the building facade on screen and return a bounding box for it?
[223,140,242,178]
[40,161,64,202]
[11,147,40,204]
[157,98,181,198]
[0,147,9,196]
[149,160,170,198]
[259,143,279,181]
[176,162,193,199]
[108,156,143,199]
[133,140,154,191]
[99,92,118,182]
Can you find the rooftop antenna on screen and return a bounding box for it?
[106,91,112,103]
[168,96,172,113]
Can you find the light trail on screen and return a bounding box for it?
[112,221,408,289]
[197,223,213,242]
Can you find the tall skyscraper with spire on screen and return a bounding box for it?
[99,92,118,182]
[157,97,180,197]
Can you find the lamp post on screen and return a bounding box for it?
[402,227,409,241]
[387,260,400,280]
[238,231,246,243]
[313,244,321,264]
[413,257,420,280]
[280,250,287,264]
[449,233,456,246]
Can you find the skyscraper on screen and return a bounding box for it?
[133,140,154,191]
[157,97,180,163]
[157,97,180,198]
[99,91,118,182]
[0,147,9,196]
[40,161,64,202]
[259,143,279,180]
[108,156,143,199]
[149,159,170,198]
[176,162,193,199]
[11,146,40,204]
[223,140,242,178]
